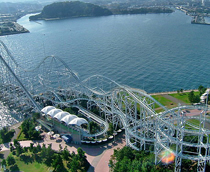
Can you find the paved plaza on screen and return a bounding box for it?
[1,131,126,172]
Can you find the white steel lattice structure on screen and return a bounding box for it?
[1,41,210,171]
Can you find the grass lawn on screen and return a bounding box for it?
[187,119,200,127]
[152,95,177,110]
[15,160,53,172]
[17,130,27,141]
[169,92,200,104]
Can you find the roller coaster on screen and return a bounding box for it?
[0,40,210,171]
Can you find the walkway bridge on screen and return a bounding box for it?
[1,41,210,171]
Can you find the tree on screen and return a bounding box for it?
[69,156,79,172]
[188,91,200,103]
[16,144,23,156]
[0,127,14,143]
[77,147,86,161]
[188,91,194,103]
[110,146,174,172]
[10,164,19,171]
[36,143,42,152]
[59,144,62,152]
[114,156,131,172]
[6,155,15,166]
[44,144,55,166]
[40,144,47,159]
[61,146,70,161]
[198,85,206,95]
[29,143,34,152]
[0,127,6,142]
[1,159,6,167]
[13,139,20,148]
[52,154,63,171]
[108,123,114,135]
[21,119,41,140]
[9,143,14,152]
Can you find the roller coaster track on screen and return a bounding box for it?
[1,41,210,171]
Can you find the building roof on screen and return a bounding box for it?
[54,111,70,121]
[41,106,56,114]
[47,109,63,117]
[69,117,88,126]
[61,114,78,124]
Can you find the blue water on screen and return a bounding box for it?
[1,10,210,93]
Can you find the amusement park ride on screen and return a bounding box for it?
[0,40,210,172]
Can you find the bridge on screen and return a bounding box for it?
[0,40,210,172]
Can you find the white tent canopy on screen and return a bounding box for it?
[69,118,88,126]
[61,115,78,124]
[47,109,63,118]
[54,111,70,121]
[41,106,56,114]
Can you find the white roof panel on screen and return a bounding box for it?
[47,109,62,117]
[69,118,88,126]
[41,106,56,114]
[54,111,70,121]
[61,115,78,124]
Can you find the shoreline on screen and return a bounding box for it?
[148,89,199,95]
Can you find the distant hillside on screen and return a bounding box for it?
[112,7,174,15]
[29,1,112,20]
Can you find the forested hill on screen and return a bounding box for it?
[29,1,112,20]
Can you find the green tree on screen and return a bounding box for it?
[16,144,23,156]
[131,159,142,171]
[1,159,6,167]
[0,127,7,142]
[9,143,14,152]
[61,146,70,161]
[108,123,114,135]
[36,143,42,152]
[44,144,55,166]
[40,144,47,159]
[21,119,41,140]
[69,156,79,172]
[52,154,63,171]
[10,164,19,171]
[0,127,14,143]
[6,155,15,166]
[114,156,131,172]
[188,91,200,103]
[198,85,206,95]
[77,147,86,160]
[59,144,62,152]
[29,143,34,152]
[13,139,20,148]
